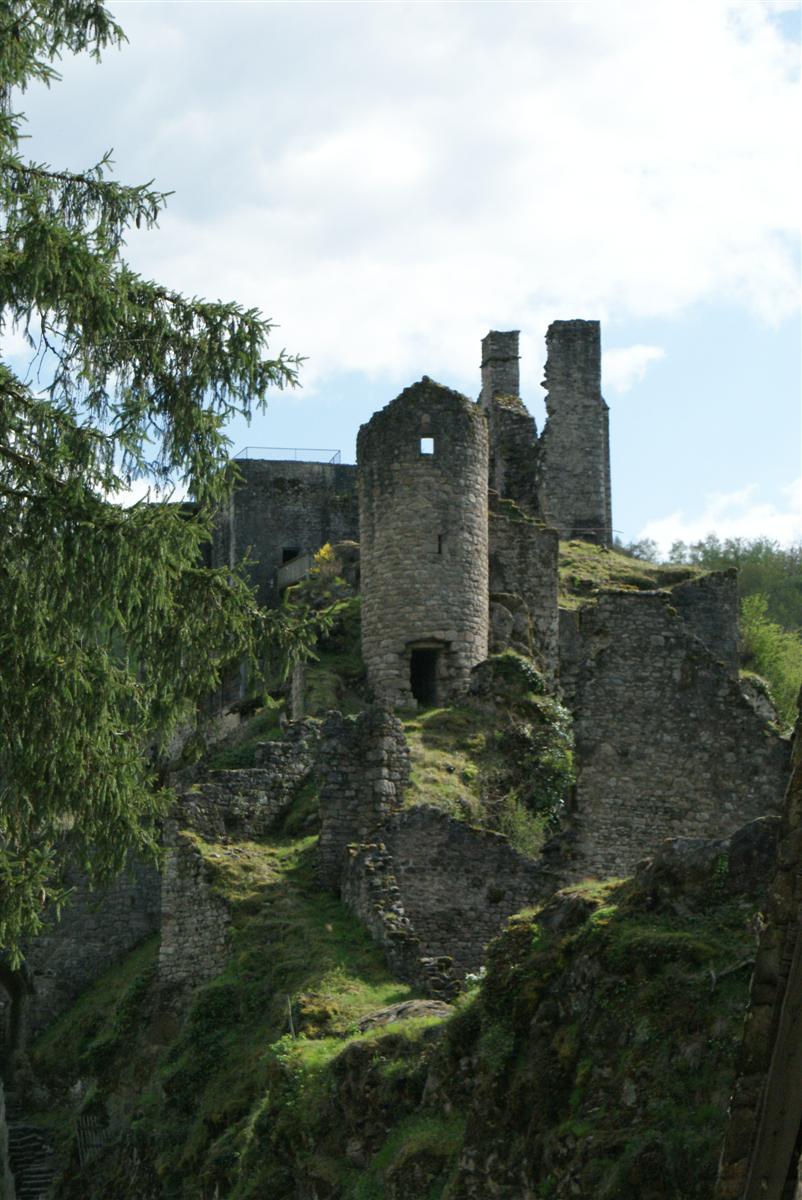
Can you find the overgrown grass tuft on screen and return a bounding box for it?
[559,540,699,610]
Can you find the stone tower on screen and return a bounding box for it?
[479,329,520,405]
[479,329,540,514]
[358,377,489,708]
[537,319,612,545]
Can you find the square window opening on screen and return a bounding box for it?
[420,437,435,456]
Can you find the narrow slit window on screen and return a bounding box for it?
[437,534,443,555]
[420,437,435,455]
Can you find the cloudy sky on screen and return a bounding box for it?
[9,0,802,552]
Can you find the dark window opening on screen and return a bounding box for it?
[410,648,440,707]
[437,533,443,555]
[420,437,434,455]
[282,546,301,563]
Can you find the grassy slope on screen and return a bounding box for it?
[240,871,758,1200]
[29,545,765,1197]
[33,826,425,1199]
[32,841,760,1200]
[558,541,699,609]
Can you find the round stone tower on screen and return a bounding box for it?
[358,377,489,708]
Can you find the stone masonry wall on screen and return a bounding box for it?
[340,842,458,1000]
[479,329,520,406]
[158,803,231,993]
[317,708,410,890]
[24,860,161,1036]
[358,378,489,707]
[671,569,740,674]
[486,395,540,516]
[213,459,358,606]
[382,806,558,976]
[568,592,790,880]
[180,719,319,839]
[537,320,612,545]
[0,1080,13,1200]
[489,502,559,680]
[557,607,583,708]
[158,720,317,992]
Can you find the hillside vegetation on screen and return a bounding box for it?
[30,817,767,1200]
[19,535,796,1198]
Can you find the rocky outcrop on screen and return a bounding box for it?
[716,707,802,1199]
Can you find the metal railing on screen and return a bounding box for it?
[232,447,341,464]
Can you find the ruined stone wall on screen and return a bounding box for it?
[158,803,231,993]
[486,396,540,515]
[383,806,557,976]
[358,378,489,707]
[479,330,520,407]
[537,320,612,545]
[715,709,802,1200]
[180,721,318,839]
[212,459,358,605]
[489,502,559,680]
[557,607,583,708]
[340,843,457,1000]
[24,861,161,1035]
[158,721,317,992]
[478,331,540,515]
[671,569,740,674]
[568,592,789,880]
[317,708,410,890]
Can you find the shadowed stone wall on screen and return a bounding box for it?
[24,862,160,1036]
[213,459,358,605]
[158,804,231,993]
[537,320,612,545]
[159,722,317,993]
[671,569,740,674]
[567,592,789,880]
[340,842,458,1000]
[317,708,410,890]
[383,806,557,976]
[486,395,540,515]
[489,501,559,680]
[358,378,489,707]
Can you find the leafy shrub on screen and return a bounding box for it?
[740,593,802,726]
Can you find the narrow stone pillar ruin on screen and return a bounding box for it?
[479,329,520,406]
[537,319,612,545]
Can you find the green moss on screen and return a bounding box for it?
[346,1113,465,1200]
[559,540,701,610]
[302,595,368,716]
[206,701,284,769]
[34,936,159,1084]
[401,696,573,856]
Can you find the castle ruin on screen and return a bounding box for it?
[6,318,790,1086]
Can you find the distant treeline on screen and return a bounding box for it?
[619,535,802,727]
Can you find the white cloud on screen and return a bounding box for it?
[107,479,188,508]
[637,478,802,555]
[0,323,35,362]
[602,345,666,393]
[17,0,802,389]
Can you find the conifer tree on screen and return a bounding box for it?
[0,1,301,955]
